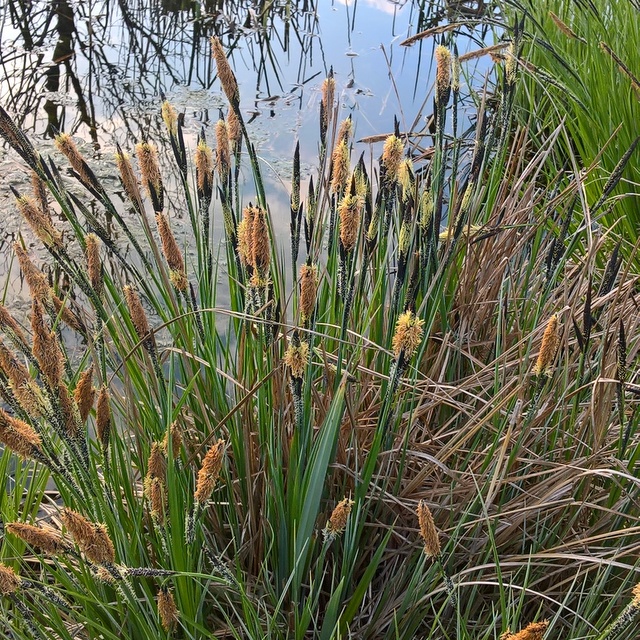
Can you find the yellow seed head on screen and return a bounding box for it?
[398,158,414,199]
[381,135,404,186]
[158,587,179,633]
[325,498,354,537]
[331,139,350,195]
[194,438,225,504]
[321,75,335,128]
[237,207,255,267]
[284,340,310,380]
[162,100,178,137]
[435,45,452,106]
[392,311,424,358]
[195,139,213,193]
[0,564,21,596]
[211,37,239,104]
[533,314,560,377]
[338,191,363,252]
[417,500,440,557]
[61,508,115,565]
[337,117,353,144]
[505,42,517,85]
[7,522,67,555]
[0,304,29,349]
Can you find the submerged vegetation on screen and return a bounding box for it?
[0,3,639,638]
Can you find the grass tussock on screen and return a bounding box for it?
[0,29,637,640]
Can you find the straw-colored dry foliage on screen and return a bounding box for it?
[0,21,638,640]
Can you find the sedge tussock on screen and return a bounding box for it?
[61,508,115,565]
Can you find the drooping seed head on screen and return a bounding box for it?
[0,409,42,460]
[85,233,103,295]
[6,522,68,555]
[61,508,115,565]
[31,300,63,388]
[215,118,231,179]
[158,586,179,633]
[417,500,440,557]
[533,314,560,377]
[156,213,187,291]
[135,141,164,212]
[115,151,143,210]
[15,196,62,248]
[124,285,154,347]
[392,311,425,358]
[55,133,98,192]
[0,564,21,595]
[74,365,95,424]
[211,37,239,105]
[96,386,111,453]
[13,242,50,304]
[194,438,225,504]
[0,304,30,352]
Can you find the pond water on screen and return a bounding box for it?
[0,0,497,313]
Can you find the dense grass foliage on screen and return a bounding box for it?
[505,0,640,247]
[0,25,638,640]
